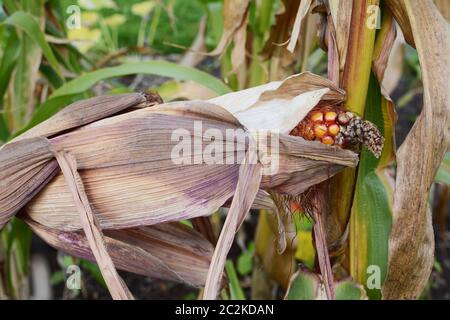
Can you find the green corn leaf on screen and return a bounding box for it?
[335,280,367,300]
[49,61,231,99]
[0,117,9,143]
[285,268,320,300]
[350,73,394,300]
[225,260,246,300]
[80,260,107,290]
[2,11,63,79]
[286,269,367,300]
[0,29,20,141]
[0,29,20,104]
[237,242,255,276]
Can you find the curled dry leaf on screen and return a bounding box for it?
[328,0,353,80]
[382,0,450,299]
[209,0,250,56]
[372,9,397,85]
[385,0,416,48]
[287,0,313,53]
[25,218,214,287]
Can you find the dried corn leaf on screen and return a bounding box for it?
[372,9,397,85]
[209,0,250,56]
[382,0,450,299]
[25,218,214,287]
[328,0,353,80]
[287,0,313,53]
[385,0,415,48]
[203,150,262,299]
[260,0,300,59]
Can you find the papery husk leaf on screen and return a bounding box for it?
[0,93,152,228]
[54,151,133,300]
[25,102,245,231]
[203,150,262,299]
[285,267,368,300]
[15,100,357,233]
[25,218,214,287]
[209,0,250,56]
[14,93,151,142]
[209,72,345,134]
[260,133,358,195]
[0,138,57,228]
[382,0,450,299]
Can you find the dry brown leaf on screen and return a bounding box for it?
[230,10,248,75]
[435,0,450,22]
[261,0,318,80]
[328,0,353,81]
[287,0,313,53]
[260,0,300,59]
[54,151,134,300]
[14,93,151,142]
[382,0,450,299]
[372,9,397,85]
[381,35,404,95]
[326,16,340,85]
[180,16,207,67]
[25,218,214,287]
[385,0,416,48]
[203,149,262,299]
[209,0,250,56]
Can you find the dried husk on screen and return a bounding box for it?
[21,101,357,232]
[0,73,359,299]
[25,218,214,287]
